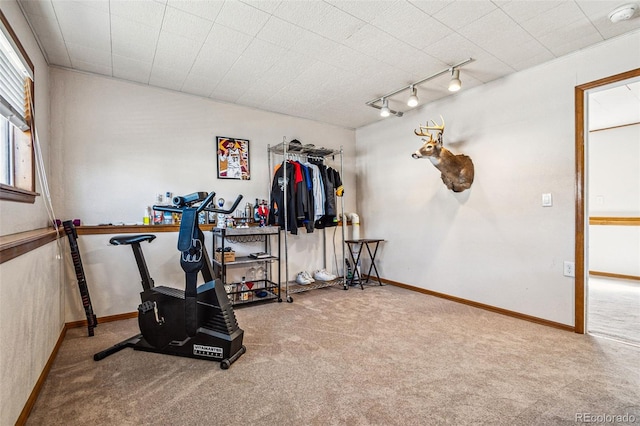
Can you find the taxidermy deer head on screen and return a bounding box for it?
[412,116,474,192]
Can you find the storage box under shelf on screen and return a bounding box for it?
[215,251,236,263]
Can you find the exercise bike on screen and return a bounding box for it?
[94,191,245,369]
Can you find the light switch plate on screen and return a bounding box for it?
[542,193,553,207]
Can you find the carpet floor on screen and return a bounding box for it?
[587,276,640,346]
[27,284,640,425]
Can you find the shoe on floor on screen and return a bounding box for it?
[313,269,337,281]
[296,272,312,285]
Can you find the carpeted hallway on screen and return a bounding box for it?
[26,284,640,425]
[587,276,640,346]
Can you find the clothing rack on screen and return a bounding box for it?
[267,138,347,303]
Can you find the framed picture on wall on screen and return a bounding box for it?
[216,136,250,180]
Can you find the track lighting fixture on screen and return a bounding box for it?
[448,68,461,92]
[407,85,419,107]
[365,58,474,118]
[380,98,390,117]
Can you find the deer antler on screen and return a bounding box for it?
[414,115,445,137]
[414,125,432,137]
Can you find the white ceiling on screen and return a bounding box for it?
[589,79,640,130]
[15,0,640,129]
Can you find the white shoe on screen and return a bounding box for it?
[296,272,312,285]
[313,269,337,281]
[302,271,315,283]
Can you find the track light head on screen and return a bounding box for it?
[366,58,474,117]
[407,85,419,107]
[380,98,390,117]
[448,68,461,92]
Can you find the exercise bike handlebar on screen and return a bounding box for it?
[202,194,243,215]
[152,192,243,216]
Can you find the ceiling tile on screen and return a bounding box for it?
[20,11,66,48]
[342,24,390,57]
[456,8,551,68]
[71,58,112,77]
[204,23,254,55]
[166,0,224,21]
[52,1,111,51]
[149,65,188,91]
[369,1,450,50]
[315,44,378,74]
[517,1,588,39]
[536,18,603,57]
[110,0,166,31]
[112,54,152,84]
[162,5,214,42]
[215,1,270,36]
[210,77,246,103]
[507,40,555,71]
[111,15,160,62]
[18,0,56,18]
[239,0,282,15]
[326,0,397,23]
[189,46,239,78]
[66,41,111,68]
[256,16,306,50]
[346,29,446,77]
[241,38,288,71]
[498,0,562,22]
[589,81,640,129]
[432,1,498,30]
[75,0,110,13]
[422,32,486,66]
[181,73,220,97]
[289,30,340,59]
[153,31,201,73]
[264,50,317,82]
[273,0,366,43]
[406,0,450,16]
[38,36,71,67]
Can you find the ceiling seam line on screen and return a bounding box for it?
[147,1,168,86]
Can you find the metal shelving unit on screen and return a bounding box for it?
[267,139,347,303]
[211,226,282,305]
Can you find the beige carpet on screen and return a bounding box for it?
[587,277,640,346]
[27,284,640,425]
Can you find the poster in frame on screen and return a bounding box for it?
[216,136,250,180]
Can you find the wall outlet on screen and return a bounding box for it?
[563,261,575,277]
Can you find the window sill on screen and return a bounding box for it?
[0,227,60,264]
[0,184,39,203]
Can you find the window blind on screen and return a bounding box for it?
[0,26,31,131]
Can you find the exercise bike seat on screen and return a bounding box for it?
[110,234,156,246]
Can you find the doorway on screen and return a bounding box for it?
[574,68,640,338]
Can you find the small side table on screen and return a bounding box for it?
[345,239,384,289]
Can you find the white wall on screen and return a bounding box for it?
[356,31,640,327]
[588,124,640,276]
[0,243,64,425]
[49,69,356,321]
[0,2,61,425]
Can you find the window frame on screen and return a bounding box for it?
[0,10,37,204]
